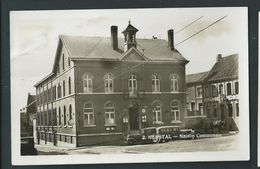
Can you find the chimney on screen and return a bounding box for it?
[167,29,174,50]
[111,26,118,50]
[216,54,222,62]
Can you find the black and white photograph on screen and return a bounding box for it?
[10,7,249,165]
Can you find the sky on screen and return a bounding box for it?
[10,7,247,114]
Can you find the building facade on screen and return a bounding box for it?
[185,54,239,132]
[34,22,189,147]
[203,54,239,131]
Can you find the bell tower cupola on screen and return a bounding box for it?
[122,20,139,52]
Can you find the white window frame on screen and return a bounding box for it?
[152,102,163,124]
[129,75,137,95]
[105,102,116,125]
[152,74,160,92]
[170,74,178,92]
[83,73,93,93]
[171,101,181,123]
[104,73,114,93]
[196,86,202,98]
[83,103,95,126]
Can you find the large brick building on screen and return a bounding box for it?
[34,22,189,147]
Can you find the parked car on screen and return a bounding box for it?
[125,127,157,145]
[155,126,180,142]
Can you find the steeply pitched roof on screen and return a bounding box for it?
[60,35,188,62]
[122,23,139,33]
[205,54,238,82]
[186,71,209,84]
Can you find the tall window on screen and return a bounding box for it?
[171,101,180,122]
[105,102,115,124]
[58,107,61,126]
[104,73,114,93]
[68,77,71,95]
[52,86,56,100]
[152,101,162,123]
[62,54,65,70]
[198,103,203,115]
[152,74,160,92]
[236,103,239,117]
[191,102,195,111]
[219,84,224,95]
[213,105,218,118]
[197,87,202,97]
[63,106,67,126]
[211,85,218,97]
[83,73,93,93]
[227,83,232,95]
[129,75,137,94]
[204,86,210,97]
[235,82,239,94]
[83,102,94,126]
[69,104,72,120]
[48,110,52,126]
[228,104,233,117]
[63,80,66,97]
[170,74,178,92]
[68,57,71,67]
[57,83,61,98]
[53,108,57,126]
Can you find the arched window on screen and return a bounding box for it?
[105,102,115,124]
[69,104,72,120]
[63,80,66,97]
[152,101,162,124]
[104,73,114,93]
[170,74,178,92]
[58,107,61,126]
[83,73,93,93]
[63,106,67,126]
[171,101,180,122]
[129,75,137,95]
[152,74,160,92]
[83,102,94,126]
[68,77,71,95]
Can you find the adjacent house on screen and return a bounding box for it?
[34,22,189,147]
[185,54,239,132]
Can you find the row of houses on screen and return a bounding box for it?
[20,22,239,147]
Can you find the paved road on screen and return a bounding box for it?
[36,134,239,155]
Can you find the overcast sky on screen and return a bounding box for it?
[10,7,247,114]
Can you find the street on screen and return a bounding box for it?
[36,134,239,155]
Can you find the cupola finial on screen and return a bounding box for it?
[128,19,131,24]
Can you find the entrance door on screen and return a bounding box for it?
[220,104,225,120]
[129,107,139,130]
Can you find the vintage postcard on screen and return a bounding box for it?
[11,7,249,165]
